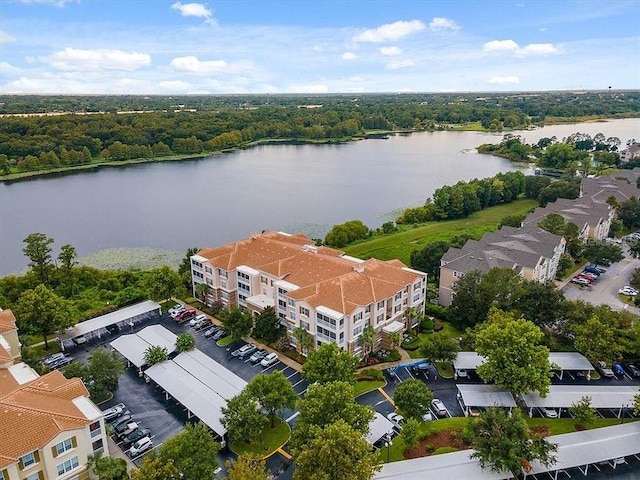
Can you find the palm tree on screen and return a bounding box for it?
[293,327,314,355]
[359,324,375,361]
[388,331,402,350]
[144,345,168,366]
[195,282,211,305]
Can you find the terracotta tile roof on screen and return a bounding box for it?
[0,370,92,469]
[0,344,12,364]
[0,310,17,334]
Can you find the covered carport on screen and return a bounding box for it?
[524,422,640,479]
[456,384,516,417]
[366,412,395,446]
[60,300,161,348]
[144,349,247,447]
[522,385,638,418]
[110,324,177,371]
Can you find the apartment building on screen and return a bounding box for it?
[0,309,21,367]
[0,310,109,480]
[439,225,565,306]
[581,169,640,205]
[620,143,640,163]
[522,197,614,241]
[191,231,427,356]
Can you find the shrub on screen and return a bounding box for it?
[386,349,401,362]
[424,303,448,320]
[425,443,435,454]
[433,320,444,332]
[420,316,434,332]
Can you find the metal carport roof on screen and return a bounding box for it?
[109,325,177,368]
[453,352,594,372]
[522,385,638,409]
[172,350,246,400]
[145,358,228,436]
[457,384,516,408]
[62,301,161,340]
[366,412,395,445]
[525,422,640,477]
[374,449,511,480]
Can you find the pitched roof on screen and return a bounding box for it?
[0,310,17,334]
[581,170,640,204]
[522,197,612,231]
[0,369,92,468]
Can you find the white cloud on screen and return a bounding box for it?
[159,80,192,90]
[386,59,416,70]
[313,45,323,52]
[0,31,16,44]
[517,43,561,56]
[342,52,358,60]
[540,27,547,32]
[483,39,519,52]
[487,76,520,84]
[39,48,151,71]
[380,46,402,56]
[429,17,460,32]
[483,39,561,57]
[353,20,425,43]
[289,83,329,93]
[0,62,22,75]
[19,0,77,7]
[171,2,215,24]
[168,56,231,74]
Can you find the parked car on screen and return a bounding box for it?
[110,414,132,430]
[618,286,638,296]
[175,309,196,322]
[612,363,625,377]
[422,411,434,422]
[571,277,591,286]
[106,324,121,334]
[122,428,151,448]
[386,412,405,429]
[204,326,221,338]
[542,407,559,418]
[455,368,468,378]
[260,352,279,367]
[585,265,605,274]
[575,274,594,282]
[431,399,447,417]
[212,329,228,341]
[621,362,640,378]
[249,349,267,364]
[50,356,74,370]
[190,314,207,327]
[102,403,126,422]
[581,272,598,280]
[116,421,139,437]
[72,335,88,346]
[129,437,153,457]
[42,352,68,366]
[232,344,257,358]
[169,304,186,317]
[596,361,615,378]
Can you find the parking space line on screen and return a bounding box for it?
[377,387,395,406]
[285,411,300,423]
[277,447,292,460]
[286,371,299,380]
[404,366,415,380]
[262,361,280,373]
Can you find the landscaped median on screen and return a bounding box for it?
[229,417,291,458]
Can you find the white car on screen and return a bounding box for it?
[260,352,279,367]
[387,412,405,429]
[190,314,207,327]
[101,403,126,421]
[431,399,448,417]
[422,411,434,422]
[542,407,558,418]
[169,305,186,317]
[618,286,638,296]
[455,368,468,378]
[129,437,153,457]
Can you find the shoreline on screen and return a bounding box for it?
[1,115,637,183]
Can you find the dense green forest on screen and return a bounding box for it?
[1,91,638,177]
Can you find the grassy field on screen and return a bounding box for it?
[353,380,385,397]
[229,417,291,457]
[343,199,539,265]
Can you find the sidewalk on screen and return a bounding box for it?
[107,436,136,472]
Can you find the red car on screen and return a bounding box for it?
[175,308,196,323]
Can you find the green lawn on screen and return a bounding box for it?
[343,199,539,265]
[229,417,291,457]
[525,417,623,435]
[217,336,234,347]
[353,380,385,397]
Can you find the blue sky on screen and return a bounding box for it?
[1,0,639,94]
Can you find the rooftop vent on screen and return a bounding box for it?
[302,244,318,253]
[353,264,365,273]
[250,232,261,239]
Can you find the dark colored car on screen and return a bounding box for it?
[621,362,640,377]
[212,329,228,341]
[106,324,121,334]
[583,265,601,275]
[110,414,132,430]
[122,428,151,449]
[249,349,267,363]
[50,356,74,370]
[612,363,625,377]
[204,326,221,338]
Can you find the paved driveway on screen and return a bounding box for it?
[562,254,640,314]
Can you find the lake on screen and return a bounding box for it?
[1,118,638,276]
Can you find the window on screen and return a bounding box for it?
[238,271,250,281]
[89,421,102,438]
[395,292,402,301]
[287,298,295,307]
[25,473,41,480]
[261,276,268,284]
[193,270,203,279]
[353,312,362,322]
[299,306,309,317]
[414,281,421,290]
[54,438,74,456]
[365,304,371,313]
[92,439,104,454]
[191,260,202,268]
[1,470,7,480]
[353,325,362,336]
[377,301,385,309]
[205,266,212,274]
[21,452,36,469]
[56,457,79,476]
[290,312,296,321]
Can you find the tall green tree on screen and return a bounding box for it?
[144,345,168,366]
[582,241,624,266]
[130,455,180,480]
[400,418,421,450]
[409,241,450,280]
[475,309,552,397]
[246,371,298,428]
[514,280,566,327]
[176,332,196,352]
[293,420,381,480]
[467,408,557,477]
[221,391,268,445]
[158,422,219,480]
[221,307,254,339]
[225,455,270,480]
[358,324,375,361]
[143,266,183,302]
[393,379,434,419]
[569,396,597,426]
[302,342,358,384]
[574,315,619,363]
[324,220,370,248]
[449,270,487,329]
[88,452,128,480]
[22,233,55,285]
[291,382,374,453]
[57,244,78,296]
[253,307,284,343]
[178,246,199,290]
[85,347,125,401]
[16,284,76,349]
[419,333,460,363]
[293,327,314,354]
